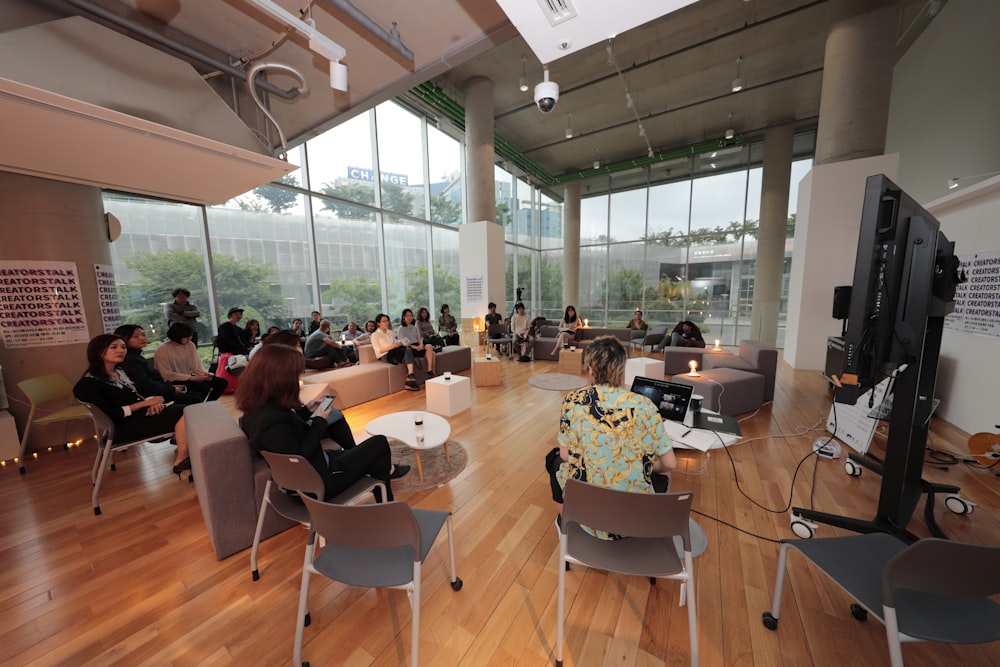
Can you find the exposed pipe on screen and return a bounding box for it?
[61,0,302,100]
[320,0,415,66]
[247,62,309,159]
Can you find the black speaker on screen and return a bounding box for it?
[832,285,852,319]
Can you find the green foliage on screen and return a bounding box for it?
[254,174,299,213]
[430,193,462,226]
[121,249,289,339]
[319,179,415,219]
[604,269,644,311]
[405,264,460,316]
[323,275,382,325]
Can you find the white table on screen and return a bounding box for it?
[624,357,661,388]
[425,375,471,416]
[365,411,451,482]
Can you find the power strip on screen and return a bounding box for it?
[812,437,842,459]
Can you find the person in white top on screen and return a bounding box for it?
[370,313,420,391]
[154,322,228,400]
[510,302,532,360]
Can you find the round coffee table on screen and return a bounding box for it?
[365,411,451,482]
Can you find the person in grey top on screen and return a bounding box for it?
[164,287,201,344]
[399,308,436,376]
[304,319,353,366]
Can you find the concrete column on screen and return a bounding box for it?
[750,124,794,345]
[814,0,896,165]
[0,172,112,455]
[562,181,581,308]
[463,76,496,223]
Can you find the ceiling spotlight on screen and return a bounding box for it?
[565,112,573,139]
[725,128,735,140]
[732,56,744,92]
[519,55,529,92]
[948,177,959,190]
[648,147,655,159]
[593,148,601,170]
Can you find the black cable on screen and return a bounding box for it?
[691,509,782,544]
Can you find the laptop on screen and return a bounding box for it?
[629,376,693,423]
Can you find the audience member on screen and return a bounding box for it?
[416,307,445,350]
[552,305,580,354]
[371,313,419,391]
[114,324,203,404]
[399,308,436,376]
[217,307,249,355]
[546,336,676,540]
[241,319,261,348]
[484,302,503,339]
[626,309,648,332]
[164,287,201,344]
[73,334,191,476]
[290,318,307,346]
[154,322,227,400]
[307,310,322,334]
[249,326,281,358]
[666,320,706,348]
[438,304,460,346]
[237,345,407,505]
[510,302,531,360]
[304,319,353,367]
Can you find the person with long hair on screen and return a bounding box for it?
[546,336,676,540]
[666,320,706,348]
[438,304,460,346]
[73,334,192,476]
[114,324,203,404]
[371,313,420,391]
[237,344,407,503]
[398,308,436,376]
[416,307,445,350]
[552,305,580,354]
[241,318,261,348]
[153,322,228,400]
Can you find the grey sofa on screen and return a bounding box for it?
[702,339,779,401]
[531,326,632,361]
[184,401,296,560]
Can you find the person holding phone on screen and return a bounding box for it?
[237,343,408,503]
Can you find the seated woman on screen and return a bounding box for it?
[154,322,228,401]
[114,324,203,404]
[74,334,192,476]
[399,308,436,377]
[552,305,580,354]
[237,344,406,504]
[546,336,677,540]
[666,320,706,348]
[371,313,420,391]
[241,318,261,349]
[416,307,445,350]
[438,304,460,346]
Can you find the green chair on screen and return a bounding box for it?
[17,374,97,473]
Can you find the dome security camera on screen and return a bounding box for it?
[534,67,559,113]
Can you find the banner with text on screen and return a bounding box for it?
[0,261,89,348]
[945,250,1000,338]
[95,264,121,334]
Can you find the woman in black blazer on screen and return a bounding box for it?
[236,341,405,502]
[73,334,191,475]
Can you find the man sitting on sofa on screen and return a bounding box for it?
[304,319,355,368]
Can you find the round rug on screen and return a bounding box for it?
[387,438,468,496]
[528,372,588,391]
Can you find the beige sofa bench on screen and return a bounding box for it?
[531,326,631,361]
[304,344,472,409]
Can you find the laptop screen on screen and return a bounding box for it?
[630,376,693,423]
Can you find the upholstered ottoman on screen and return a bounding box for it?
[672,367,765,416]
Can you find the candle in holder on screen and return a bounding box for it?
[688,359,699,377]
[583,318,589,327]
[714,339,721,350]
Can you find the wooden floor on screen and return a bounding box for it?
[2,353,999,666]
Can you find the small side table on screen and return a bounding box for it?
[624,357,661,387]
[425,375,471,416]
[473,357,501,386]
[558,348,584,374]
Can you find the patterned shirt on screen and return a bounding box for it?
[556,384,672,540]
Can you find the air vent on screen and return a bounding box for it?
[537,0,577,26]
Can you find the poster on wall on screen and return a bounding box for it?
[465,275,483,301]
[0,261,89,348]
[95,264,121,334]
[945,250,1000,338]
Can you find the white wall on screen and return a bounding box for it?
[882,0,1000,434]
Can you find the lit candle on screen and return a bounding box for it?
[714,339,721,350]
[688,359,699,377]
[584,318,589,327]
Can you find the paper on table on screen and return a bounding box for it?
[662,418,740,452]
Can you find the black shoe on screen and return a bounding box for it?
[426,370,436,378]
[172,457,191,479]
[404,380,419,391]
[390,464,410,479]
